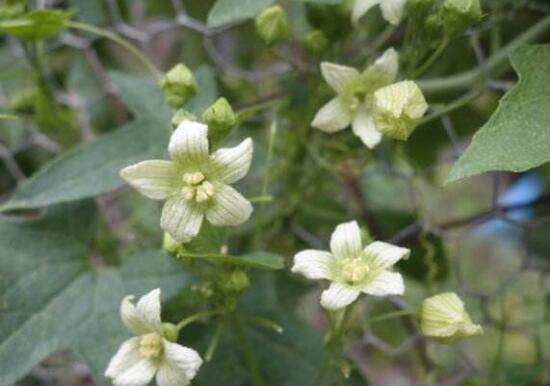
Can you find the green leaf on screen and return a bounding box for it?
[1,73,171,211]
[182,251,285,270]
[0,10,71,40]
[0,202,190,386]
[207,0,274,28]
[447,44,550,183]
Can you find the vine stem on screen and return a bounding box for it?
[418,15,550,94]
[419,88,482,126]
[411,37,449,79]
[367,309,416,324]
[233,314,264,386]
[175,309,219,330]
[66,21,162,79]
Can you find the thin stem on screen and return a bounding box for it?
[233,314,264,386]
[66,21,161,79]
[419,89,483,126]
[418,15,550,94]
[205,322,224,361]
[175,309,219,330]
[367,309,416,324]
[242,314,284,334]
[411,38,449,79]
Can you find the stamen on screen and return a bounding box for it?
[139,333,163,358]
[341,257,370,284]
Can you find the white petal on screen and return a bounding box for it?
[135,288,163,333]
[121,296,155,335]
[156,340,203,386]
[120,160,179,200]
[321,283,360,310]
[169,120,209,166]
[320,62,360,93]
[351,111,382,149]
[363,241,410,268]
[380,0,406,25]
[292,250,333,280]
[311,97,351,133]
[105,337,142,379]
[361,270,404,296]
[352,0,380,24]
[373,47,399,82]
[208,137,253,184]
[111,358,157,386]
[330,220,363,259]
[160,196,204,242]
[205,184,253,226]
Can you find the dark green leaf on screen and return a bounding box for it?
[207,0,274,28]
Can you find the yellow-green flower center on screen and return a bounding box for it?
[181,172,215,203]
[139,333,163,358]
[341,257,369,284]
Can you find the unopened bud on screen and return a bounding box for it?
[420,292,483,343]
[442,0,482,37]
[202,97,236,140]
[171,110,197,129]
[163,232,180,256]
[255,5,289,45]
[372,80,428,141]
[162,323,179,342]
[305,30,329,53]
[227,270,250,293]
[160,63,197,109]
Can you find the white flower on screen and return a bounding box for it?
[352,0,407,25]
[105,289,203,386]
[120,120,253,242]
[311,48,399,149]
[291,221,409,310]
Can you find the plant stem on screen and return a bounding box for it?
[176,309,219,330]
[233,314,264,386]
[418,15,550,94]
[419,88,483,125]
[66,21,161,79]
[367,309,416,324]
[411,38,449,79]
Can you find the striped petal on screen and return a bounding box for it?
[312,97,352,133]
[292,249,333,280]
[120,160,179,200]
[352,110,382,149]
[330,221,363,260]
[156,341,203,386]
[321,283,360,310]
[205,184,253,226]
[161,196,204,242]
[169,120,209,166]
[105,337,142,379]
[321,62,360,93]
[208,138,253,184]
[363,241,410,269]
[361,270,404,296]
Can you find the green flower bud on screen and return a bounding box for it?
[171,110,197,129]
[372,80,428,141]
[226,270,250,294]
[305,30,329,53]
[255,5,289,45]
[162,232,181,256]
[442,0,482,37]
[201,97,236,138]
[160,63,197,109]
[161,322,179,342]
[420,292,483,343]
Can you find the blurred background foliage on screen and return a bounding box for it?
[0,1,549,386]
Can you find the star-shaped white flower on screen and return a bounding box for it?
[105,289,203,386]
[352,0,407,25]
[311,48,399,149]
[120,120,253,242]
[292,221,409,310]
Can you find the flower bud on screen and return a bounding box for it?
[162,322,179,342]
[201,97,236,140]
[255,5,289,45]
[160,63,197,109]
[162,232,180,256]
[442,0,482,37]
[305,30,329,53]
[372,80,428,141]
[420,292,483,343]
[226,269,250,294]
[171,110,197,129]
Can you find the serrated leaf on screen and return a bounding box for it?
[0,10,71,40]
[447,44,550,183]
[207,0,274,28]
[0,202,190,386]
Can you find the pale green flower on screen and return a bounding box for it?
[352,0,407,25]
[372,80,428,140]
[292,221,409,310]
[311,48,399,149]
[105,289,203,386]
[120,120,253,242]
[420,292,483,343]
[255,5,289,45]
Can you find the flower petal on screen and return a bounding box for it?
[121,296,155,335]
[135,288,162,333]
[352,0,380,24]
[205,184,253,226]
[168,120,209,166]
[320,62,360,94]
[292,249,333,280]
[120,160,179,200]
[361,270,404,296]
[380,0,406,25]
[105,337,142,379]
[321,283,360,310]
[351,110,382,149]
[330,220,363,259]
[111,358,157,386]
[363,241,410,268]
[160,196,204,242]
[362,47,399,88]
[156,340,203,386]
[208,138,253,184]
[311,97,352,133]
